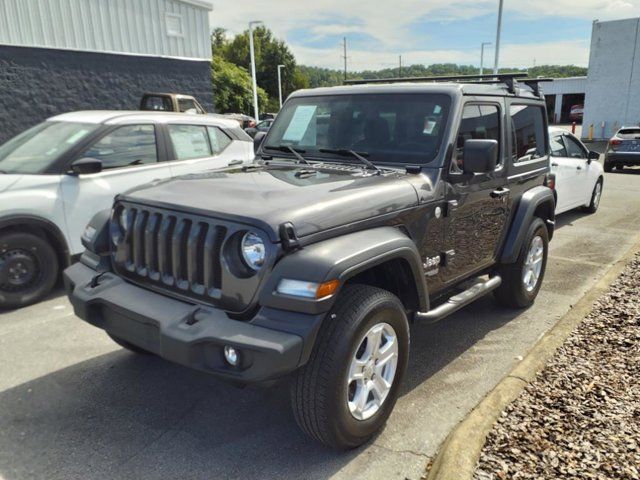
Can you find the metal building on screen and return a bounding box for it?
[583,17,640,140]
[541,77,587,125]
[0,0,212,60]
[0,0,214,143]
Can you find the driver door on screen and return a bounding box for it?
[562,133,590,204]
[440,102,510,285]
[60,124,171,254]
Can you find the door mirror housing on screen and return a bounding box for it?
[462,139,498,174]
[253,131,267,154]
[69,157,102,175]
[588,150,600,162]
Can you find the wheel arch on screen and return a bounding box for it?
[0,215,72,269]
[500,186,555,264]
[259,227,429,315]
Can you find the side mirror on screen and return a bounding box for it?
[253,131,267,154]
[70,157,102,175]
[462,139,498,174]
[588,150,600,162]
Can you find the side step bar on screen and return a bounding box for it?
[414,276,502,324]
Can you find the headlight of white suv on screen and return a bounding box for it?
[240,232,266,271]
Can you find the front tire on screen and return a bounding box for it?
[494,218,549,308]
[291,285,409,449]
[0,232,59,309]
[583,178,603,214]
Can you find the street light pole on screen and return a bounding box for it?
[277,64,285,109]
[493,0,504,75]
[480,42,492,75]
[249,20,262,122]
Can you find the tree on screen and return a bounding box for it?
[222,27,307,106]
[211,56,268,114]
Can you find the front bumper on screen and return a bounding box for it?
[64,262,324,384]
[605,151,640,165]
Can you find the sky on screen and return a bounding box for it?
[209,0,640,71]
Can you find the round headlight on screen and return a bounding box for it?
[241,232,266,271]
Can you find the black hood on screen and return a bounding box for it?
[121,164,422,242]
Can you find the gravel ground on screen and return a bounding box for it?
[475,253,640,480]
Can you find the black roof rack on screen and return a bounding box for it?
[343,73,552,96]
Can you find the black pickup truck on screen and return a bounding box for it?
[65,73,555,449]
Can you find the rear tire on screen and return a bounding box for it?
[0,232,59,309]
[291,285,409,449]
[107,333,151,354]
[494,218,549,308]
[583,178,603,214]
[604,160,612,173]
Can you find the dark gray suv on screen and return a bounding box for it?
[64,74,556,449]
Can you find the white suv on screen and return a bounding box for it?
[0,111,254,308]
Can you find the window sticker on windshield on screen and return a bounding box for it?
[424,119,436,134]
[433,105,442,114]
[282,105,317,142]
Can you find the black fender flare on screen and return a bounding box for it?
[0,215,72,266]
[259,226,429,314]
[500,186,555,264]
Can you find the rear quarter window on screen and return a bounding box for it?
[510,105,547,164]
[618,128,640,138]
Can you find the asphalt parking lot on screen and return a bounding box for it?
[1,165,640,480]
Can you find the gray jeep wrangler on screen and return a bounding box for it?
[65,73,555,449]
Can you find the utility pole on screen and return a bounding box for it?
[398,55,402,77]
[480,42,491,75]
[277,64,285,109]
[342,37,348,82]
[249,20,263,122]
[493,0,504,75]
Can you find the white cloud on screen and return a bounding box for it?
[209,0,637,68]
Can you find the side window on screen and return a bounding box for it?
[550,135,567,157]
[453,104,501,171]
[207,127,232,154]
[178,99,198,113]
[168,125,211,160]
[564,135,587,159]
[510,105,546,163]
[83,125,157,170]
[142,96,171,111]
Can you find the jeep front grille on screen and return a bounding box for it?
[111,203,228,301]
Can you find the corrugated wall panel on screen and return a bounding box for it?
[0,0,211,59]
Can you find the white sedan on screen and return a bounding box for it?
[549,127,604,215]
[0,111,254,308]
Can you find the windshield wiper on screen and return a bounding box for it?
[318,148,381,173]
[267,145,311,165]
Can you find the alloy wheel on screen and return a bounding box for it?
[347,322,399,421]
[522,236,544,292]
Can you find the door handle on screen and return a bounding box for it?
[490,188,510,199]
[576,165,583,170]
[551,162,559,167]
[228,159,243,166]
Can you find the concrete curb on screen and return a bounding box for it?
[425,238,640,480]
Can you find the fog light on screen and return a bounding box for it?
[224,345,239,366]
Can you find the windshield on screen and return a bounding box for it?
[264,93,451,165]
[0,121,99,174]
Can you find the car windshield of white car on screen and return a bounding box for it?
[0,121,99,174]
